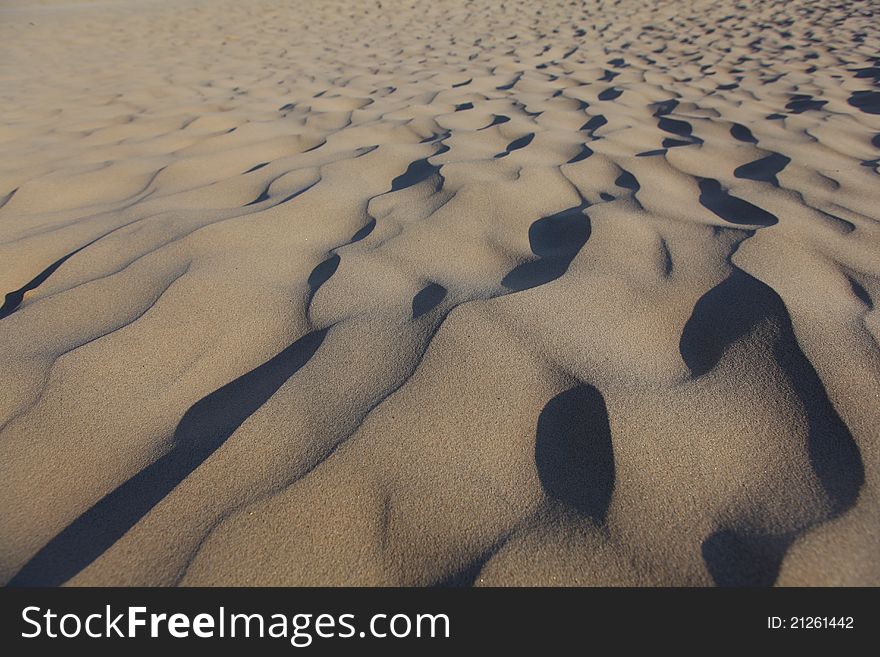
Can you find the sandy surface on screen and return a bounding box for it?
[0,0,878,586]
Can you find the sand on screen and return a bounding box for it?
[0,0,878,587]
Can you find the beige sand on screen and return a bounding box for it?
[0,0,878,586]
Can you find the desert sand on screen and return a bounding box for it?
[0,0,878,587]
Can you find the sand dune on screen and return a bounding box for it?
[1,0,878,586]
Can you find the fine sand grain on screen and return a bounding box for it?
[1,0,878,586]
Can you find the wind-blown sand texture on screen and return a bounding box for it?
[1,0,879,587]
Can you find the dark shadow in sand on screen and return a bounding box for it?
[1,235,105,319]
[852,66,880,83]
[435,542,504,587]
[496,73,522,91]
[8,329,328,586]
[682,270,865,584]
[786,95,827,114]
[307,255,340,305]
[698,178,778,226]
[350,217,376,243]
[502,200,590,292]
[636,148,667,157]
[662,137,694,148]
[680,269,761,377]
[849,277,873,309]
[730,123,758,144]
[0,187,16,211]
[658,116,693,139]
[598,87,623,101]
[581,115,607,134]
[245,183,272,205]
[479,114,510,130]
[651,99,679,116]
[702,530,791,587]
[734,152,790,186]
[615,169,640,192]
[390,157,443,192]
[848,90,880,115]
[535,385,614,523]
[494,132,534,159]
[567,144,593,163]
[412,283,447,319]
[0,251,79,319]
[436,560,487,587]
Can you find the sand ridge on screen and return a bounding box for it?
[0,0,878,586]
